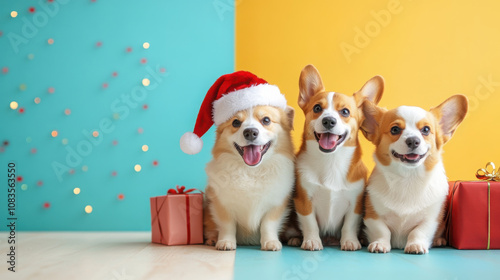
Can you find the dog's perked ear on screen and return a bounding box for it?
[283,106,295,131]
[360,100,386,143]
[430,94,468,145]
[354,75,385,107]
[298,64,325,109]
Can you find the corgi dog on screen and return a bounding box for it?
[204,105,295,251]
[293,65,384,251]
[361,95,468,254]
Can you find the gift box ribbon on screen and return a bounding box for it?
[476,162,500,182]
[476,162,499,249]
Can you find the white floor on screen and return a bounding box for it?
[0,232,235,280]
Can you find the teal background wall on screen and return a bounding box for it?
[0,0,234,230]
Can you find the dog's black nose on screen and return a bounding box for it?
[406,137,421,150]
[243,128,259,141]
[322,117,337,129]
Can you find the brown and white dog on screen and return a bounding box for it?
[361,94,468,254]
[293,65,384,251]
[203,104,295,251]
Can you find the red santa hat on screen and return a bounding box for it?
[180,71,287,155]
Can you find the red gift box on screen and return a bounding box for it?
[447,181,500,249]
[150,186,204,245]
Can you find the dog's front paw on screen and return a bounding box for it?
[432,237,447,247]
[287,237,302,247]
[404,243,428,254]
[205,238,217,246]
[301,239,323,251]
[261,240,282,251]
[340,238,362,251]
[368,241,391,253]
[215,240,237,251]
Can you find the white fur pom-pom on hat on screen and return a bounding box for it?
[180,132,203,155]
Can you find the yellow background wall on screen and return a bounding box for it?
[236,0,500,180]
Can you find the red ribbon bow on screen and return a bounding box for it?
[167,185,196,195]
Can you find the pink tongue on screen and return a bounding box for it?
[404,154,420,160]
[319,133,339,150]
[243,145,262,166]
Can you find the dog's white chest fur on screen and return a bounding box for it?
[298,142,364,236]
[206,153,294,241]
[369,160,449,248]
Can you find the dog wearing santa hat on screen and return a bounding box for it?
[180,71,295,251]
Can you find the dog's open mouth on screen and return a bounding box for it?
[234,142,271,166]
[314,132,347,153]
[392,150,427,164]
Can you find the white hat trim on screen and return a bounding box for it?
[212,84,286,125]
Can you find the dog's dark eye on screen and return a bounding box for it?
[421,126,430,136]
[232,119,241,128]
[262,117,271,126]
[313,104,322,113]
[390,126,401,135]
[340,108,350,117]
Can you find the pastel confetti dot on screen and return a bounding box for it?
[48,38,54,44]
[73,187,80,195]
[152,160,158,166]
[82,165,88,172]
[18,107,25,114]
[118,193,125,200]
[126,47,132,52]
[96,41,102,47]
[21,184,28,191]
[113,113,120,120]
[48,0,54,2]
[159,67,166,73]
[143,42,150,49]
[28,7,35,13]
[26,137,32,143]
[64,109,71,115]
[51,130,58,137]
[69,169,75,174]
[34,97,41,104]
[92,131,99,137]
[27,53,35,60]
[111,171,117,176]
[0,147,4,153]
[140,58,147,64]
[134,164,141,172]
[37,180,43,186]
[3,141,9,146]
[10,101,18,110]
[137,127,144,134]
[142,78,150,86]
[19,84,27,91]
[0,31,3,37]
[85,205,93,213]
[48,87,55,94]
[112,71,118,77]
[43,202,51,208]
[102,83,108,89]
[112,140,118,146]
[2,67,8,74]
[62,138,68,145]
[31,148,37,154]
[142,145,149,152]
[11,11,18,18]
[17,176,23,182]
[142,104,148,110]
